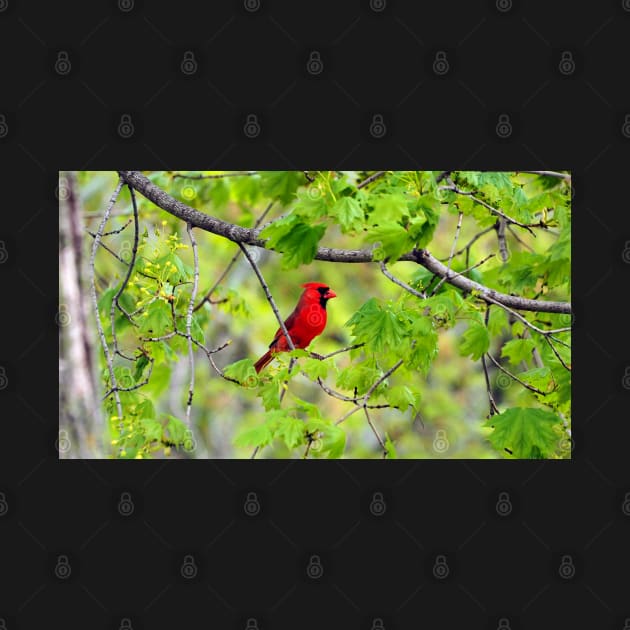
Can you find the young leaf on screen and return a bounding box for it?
[332,196,363,233]
[458,322,490,360]
[366,223,413,262]
[223,358,258,386]
[501,338,535,365]
[276,416,306,450]
[483,407,561,459]
[384,433,398,459]
[140,300,172,336]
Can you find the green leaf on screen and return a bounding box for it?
[369,194,409,225]
[345,298,408,354]
[144,363,171,397]
[306,420,346,459]
[301,358,328,380]
[501,339,535,365]
[133,354,150,381]
[260,171,304,205]
[487,307,509,335]
[293,188,328,219]
[223,358,258,387]
[234,423,275,449]
[483,407,562,458]
[332,196,363,233]
[136,398,155,420]
[257,380,280,410]
[407,315,438,373]
[336,363,381,396]
[140,418,163,442]
[165,415,187,444]
[411,196,440,247]
[386,385,416,410]
[519,366,554,394]
[140,299,172,336]
[260,216,326,269]
[97,287,117,317]
[366,223,413,262]
[384,433,398,459]
[276,416,306,450]
[458,322,490,360]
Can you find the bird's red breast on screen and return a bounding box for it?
[254,282,336,372]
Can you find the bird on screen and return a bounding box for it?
[254,282,337,373]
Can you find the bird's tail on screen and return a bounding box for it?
[254,350,274,373]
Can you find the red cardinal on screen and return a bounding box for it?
[254,282,337,373]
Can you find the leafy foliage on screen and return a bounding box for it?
[81,170,571,459]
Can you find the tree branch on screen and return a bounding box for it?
[185,222,199,427]
[118,170,571,315]
[89,178,125,433]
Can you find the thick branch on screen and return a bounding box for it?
[118,171,571,315]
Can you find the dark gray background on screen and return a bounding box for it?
[1,0,629,628]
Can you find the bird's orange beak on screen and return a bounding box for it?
[325,289,337,299]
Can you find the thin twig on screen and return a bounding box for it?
[279,357,297,403]
[482,308,500,416]
[483,294,571,337]
[441,179,537,235]
[506,224,534,252]
[319,343,365,360]
[185,222,200,427]
[364,406,387,455]
[380,261,426,298]
[89,178,125,430]
[431,211,463,296]
[496,218,509,263]
[194,202,274,312]
[357,171,387,189]
[238,243,295,351]
[485,352,548,395]
[439,225,495,260]
[103,354,155,400]
[545,336,571,371]
[171,171,258,180]
[109,186,140,372]
[517,170,571,180]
